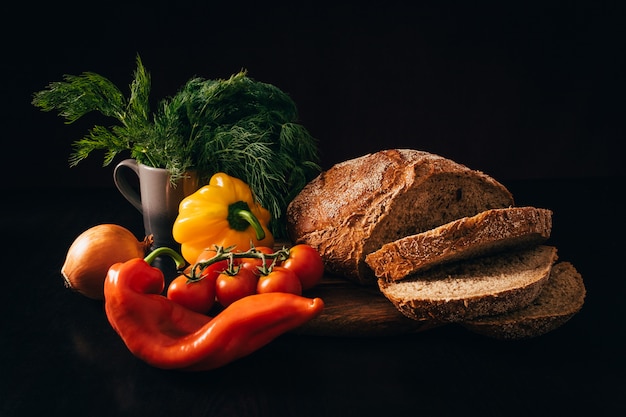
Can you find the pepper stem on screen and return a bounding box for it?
[144,247,187,270]
[227,201,266,241]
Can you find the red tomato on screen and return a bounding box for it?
[282,244,325,290]
[215,267,258,307]
[257,266,302,295]
[167,273,217,314]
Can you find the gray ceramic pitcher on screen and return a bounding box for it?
[113,159,200,276]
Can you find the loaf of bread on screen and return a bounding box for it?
[377,245,558,322]
[462,261,586,339]
[365,207,553,281]
[286,149,515,284]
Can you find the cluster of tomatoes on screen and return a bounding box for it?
[166,244,325,314]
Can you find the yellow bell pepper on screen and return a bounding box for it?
[173,172,274,263]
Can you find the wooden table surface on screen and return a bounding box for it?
[2,176,624,416]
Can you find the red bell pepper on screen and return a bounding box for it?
[103,247,324,371]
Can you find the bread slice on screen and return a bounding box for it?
[286,149,515,284]
[461,261,586,339]
[366,207,553,281]
[377,245,558,322]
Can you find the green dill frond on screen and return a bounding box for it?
[32,72,126,123]
[68,125,129,167]
[32,58,149,167]
[147,84,198,179]
[126,55,151,126]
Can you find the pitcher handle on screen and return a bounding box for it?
[113,159,143,213]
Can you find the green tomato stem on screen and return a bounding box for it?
[189,245,291,280]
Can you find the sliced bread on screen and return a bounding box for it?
[461,261,586,339]
[365,207,553,281]
[286,149,515,284]
[377,245,558,322]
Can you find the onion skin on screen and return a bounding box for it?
[62,224,153,300]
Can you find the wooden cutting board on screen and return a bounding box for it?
[269,241,437,337]
[294,274,439,337]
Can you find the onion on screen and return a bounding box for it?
[61,224,153,300]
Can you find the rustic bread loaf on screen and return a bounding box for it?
[461,261,586,339]
[365,207,553,281]
[286,149,515,284]
[377,245,558,322]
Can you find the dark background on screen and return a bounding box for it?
[2,3,625,416]
[2,0,624,190]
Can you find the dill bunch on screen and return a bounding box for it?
[32,55,321,237]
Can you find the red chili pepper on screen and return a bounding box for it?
[103,248,324,371]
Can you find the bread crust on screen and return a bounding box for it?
[461,261,586,339]
[286,149,515,284]
[366,207,553,281]
[377,246,558,322]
